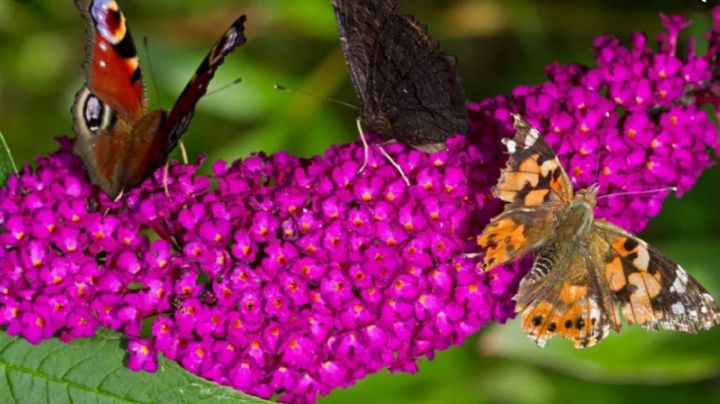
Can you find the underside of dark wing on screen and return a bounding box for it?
[331,0,468,146]
[159,15,247,157]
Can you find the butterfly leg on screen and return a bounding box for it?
[161,141,188,196]
[113,188,125,202]
[377,143,410,186]
[162,163,171,196]
[178,140,189,164]
[356,119,370,175]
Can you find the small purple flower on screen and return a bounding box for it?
[128,339,159,372]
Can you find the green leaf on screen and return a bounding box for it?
[0,329,270,404]
[0,131,17,186]
[480,238,720,385]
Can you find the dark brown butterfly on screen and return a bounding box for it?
[331,0,468,152]
[72,0,246,198]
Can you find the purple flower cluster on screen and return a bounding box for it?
[0,10,718,404]
[0,133,519,402]
[473,12,720,232]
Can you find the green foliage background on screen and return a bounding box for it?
[0,0,718,403]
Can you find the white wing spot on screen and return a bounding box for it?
[525,128,540,147]
[539,159,558,176]
[503,139,517,153]
[671,266,688,294]
[671,302,685,315]
[633,246,650,271]
[210,29,238,65]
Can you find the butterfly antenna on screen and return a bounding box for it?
[597,187,677,200]
[591,112,611,186]
[206,77,243,97]
[274,84,357,110]
[143,36,164,109]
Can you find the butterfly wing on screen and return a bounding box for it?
[520,220,720,349]
[494,116,574,208]
[592,220,720,333]
[516,238,617,348]
[72,0,147,197]
[477,116,574,270]
[74,0,146,120]
[158,15,247,156]
[331,0,467,147]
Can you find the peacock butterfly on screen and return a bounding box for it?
[331,0,468,152]
[72,0,247,198]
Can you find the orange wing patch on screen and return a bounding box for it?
[494,152,569,207]
[519,286,606,348]
[605,257,625,291]
[611,237,650,271]
[606,236,665,326]
[494,159,540,203]
[476,217,527,270]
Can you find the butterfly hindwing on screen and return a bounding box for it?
[159,15,247,156]
[594,221,720,333]
[331,0,468,147]
[516,239,614,348]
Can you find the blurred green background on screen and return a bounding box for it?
[0,1,718,403]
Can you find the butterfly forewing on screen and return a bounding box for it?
[160,15,248,156]
[75,0,146,119]
[331,0,468,147]
[494,116,573,208]
[73,0,148,197]
[477,116,573,271]
[477,207,557,271]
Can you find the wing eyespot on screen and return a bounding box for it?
[77,88,116,134]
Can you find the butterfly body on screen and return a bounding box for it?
[478,115,720,348]
[331,0,468,149]
[73,0,247,198]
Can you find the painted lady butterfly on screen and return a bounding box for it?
[477,115,720,348]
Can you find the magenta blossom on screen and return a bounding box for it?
[0,10,719,404]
